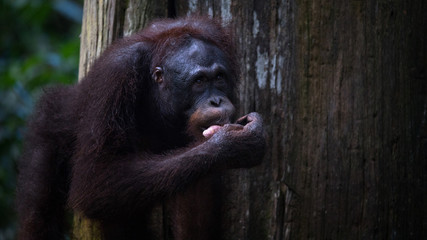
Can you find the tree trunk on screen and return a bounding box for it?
[74,0,426,239]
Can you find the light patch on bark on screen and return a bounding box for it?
[221,0,232,24]
[252,11,259,37]
[188,0,197,14]
[256,46,268,89]
[276,55,284,94]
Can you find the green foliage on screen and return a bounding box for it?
[0,0,82,238]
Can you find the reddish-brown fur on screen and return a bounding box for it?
[16,16,265,240]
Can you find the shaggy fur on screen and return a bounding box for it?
[16,16,265,240]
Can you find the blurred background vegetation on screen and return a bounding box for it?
[0,0,82,238]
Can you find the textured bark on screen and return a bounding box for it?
[78,0,168,80]
[74,0,426,239]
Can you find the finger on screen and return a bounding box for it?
[245,112,262,123]
[223,123,244,131]
[236,115,248,125]
[204,124,244,139]
[244,112,263,132]
[203,125,222,138]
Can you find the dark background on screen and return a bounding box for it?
[0,0,82,238]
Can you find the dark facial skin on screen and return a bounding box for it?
[154,38,236,140]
